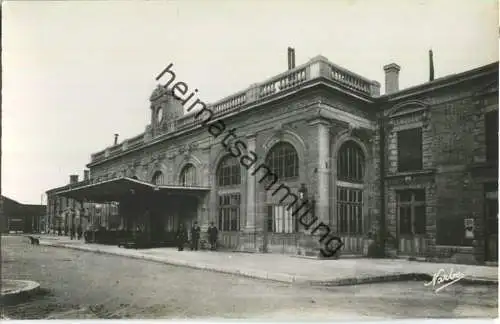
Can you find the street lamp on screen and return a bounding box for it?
[298,183,308,201]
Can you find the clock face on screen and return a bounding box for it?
[156,108,163,123]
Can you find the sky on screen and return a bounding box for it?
[2,0,498,204]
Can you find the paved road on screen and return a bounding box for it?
[1,236,497,319]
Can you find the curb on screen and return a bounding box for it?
[40,241,499,287]
[307,273,498,287]
[1,280,41,305]
[40,241,299,284]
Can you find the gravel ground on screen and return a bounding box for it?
[1,235,497,319]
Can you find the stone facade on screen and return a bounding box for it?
[46,55,498,263]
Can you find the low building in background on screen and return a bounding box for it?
[0,196,46,233]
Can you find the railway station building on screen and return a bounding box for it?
[46,52,498,263]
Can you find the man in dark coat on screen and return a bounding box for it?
[176,223,188,251]
[207,222,218,251]
[70,225,76,240]
[77,224,83,240]
[190,221,201,251]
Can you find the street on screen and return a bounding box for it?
[1,235,497,319]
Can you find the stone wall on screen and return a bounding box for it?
[375,71,498,262]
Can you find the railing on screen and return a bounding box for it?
[109,145,121,155]
[175,113,204,131]
[90,56,380,163]
[212,90,247,116]
[127,134,144,149]
[330,62,372,94]
[91,150,106,161]
[259,66,308,99]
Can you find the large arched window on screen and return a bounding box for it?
[265,142,299,179]
[180,164,196,186]
[337,141,365,183]
[217,155,241,187]
[216,155,241,233]
[151,171,164,185]
[336,140,365,235]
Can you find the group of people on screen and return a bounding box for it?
[175,221,219,251]
[51,224,83,240]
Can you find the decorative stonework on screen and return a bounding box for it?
[178,143,199,158]
[150,84,165,102]
[386,171,435,186]
[351,127,375,145]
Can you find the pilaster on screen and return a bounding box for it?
[308,118,331,224]
[244,133,257,232]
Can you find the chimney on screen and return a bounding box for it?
[84,170,90,181]
[287,47,296,70]
[114,134,119,145]
[383,63,401,95]
[429,49,435,81]
[70,174,79,185]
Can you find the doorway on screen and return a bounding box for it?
[178,195,199,229]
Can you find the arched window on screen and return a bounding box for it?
[265,142,299,179]
[180,164,196,186]
[336,141,365,235]
[151,171,164,185]
[337,141,365,183]
[217,155,241,187]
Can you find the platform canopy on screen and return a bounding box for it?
[56,177,210,203]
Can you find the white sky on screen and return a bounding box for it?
[2,0,498,204]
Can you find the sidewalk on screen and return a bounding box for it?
[38,235,498,287]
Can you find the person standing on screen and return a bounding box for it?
[77,224,83,240]
[175,223,188,251]
[207,222,218,251]
[190,221,201,251]
[70,224,76,240]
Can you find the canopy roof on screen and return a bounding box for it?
[56,177,210,203]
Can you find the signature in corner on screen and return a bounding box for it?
[424,268,466,293]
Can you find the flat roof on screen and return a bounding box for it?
[56,177,210,203]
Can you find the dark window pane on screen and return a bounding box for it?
[218,194,241,232]
[397,190,427,236]
[414,205,426,234]
[267,205,273,232]
[397,128,423,172]
[265,142,299,180]
[399,206,412,235]
[336,187,363,235]
[414,190,425,202]
[218,210,223,230]
[357,206,363,234]
[217,155,241,187]
[398,191,412,202]
[230,209,238,231]
[337,141,365,182]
